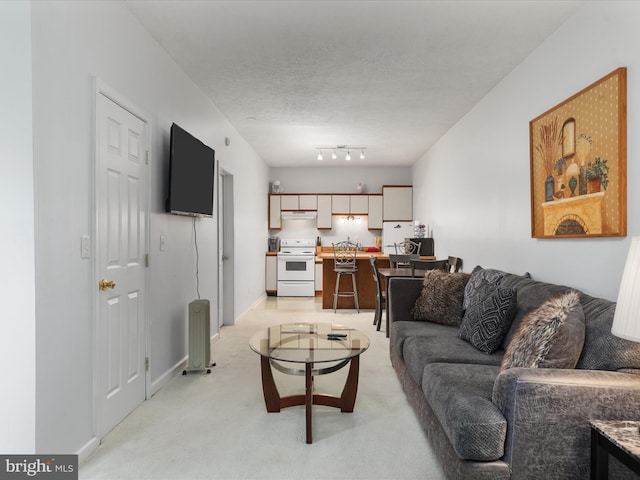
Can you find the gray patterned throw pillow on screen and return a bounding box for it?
[462,266,506,310]
[459,286,517,354]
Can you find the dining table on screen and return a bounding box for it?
[377,267,425,337]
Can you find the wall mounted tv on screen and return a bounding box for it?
[166,123,215,217]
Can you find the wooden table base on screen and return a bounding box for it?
[259,355,360,444]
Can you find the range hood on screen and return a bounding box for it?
[281,211,317,220]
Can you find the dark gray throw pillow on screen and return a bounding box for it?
[411,269,471,326]
[459,286,517,354]
[462,266,506,310]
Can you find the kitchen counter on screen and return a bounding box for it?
[319,254,434,310]
[315,251,387,260]
[265,249,434,307]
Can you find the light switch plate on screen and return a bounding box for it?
[81,235,90,259]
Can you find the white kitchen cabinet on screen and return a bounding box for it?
[317,195,332,229]
[269,195,281,229]
[265,255,277,293]
[332,195,350,214]
[383,186,413,221]
[368,194,383,229]
[350,195,368,214]
[280,195,299,210]
[298,194,317,210]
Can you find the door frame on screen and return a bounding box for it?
[92,78,152,439]
[217,168,235,326]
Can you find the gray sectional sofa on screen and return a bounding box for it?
[388,267,640,479]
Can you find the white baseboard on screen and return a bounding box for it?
[77,435,99,464]
[150,356,187,396]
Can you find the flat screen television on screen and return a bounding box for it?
[166,123,215,217]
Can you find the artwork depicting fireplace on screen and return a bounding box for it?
[529,68,627,238]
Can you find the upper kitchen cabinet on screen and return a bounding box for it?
[331,195,350,214]
[298,194,317,210]
[383,186,413,221]
[280,194,299,211]
[349,195,368,214]
[368,194,383,229]
[317,195,332,229]
[269,194,281,229]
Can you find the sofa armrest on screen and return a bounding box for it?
[388,277,423,324]
[492,367,640,478]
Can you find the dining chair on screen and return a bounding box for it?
[368,256,386,331]
[394,240,420,255]
[389,253,419,268]
[332,241,360,312]
[447,256,463,273]
[409,259,448,276]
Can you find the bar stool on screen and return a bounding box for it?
[332,241,360,312]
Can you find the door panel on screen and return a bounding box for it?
[97,92,148,438]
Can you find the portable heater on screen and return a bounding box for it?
[182,299,215,375]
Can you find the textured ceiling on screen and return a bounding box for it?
[125,0,583,167]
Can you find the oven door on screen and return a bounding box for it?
[277,254,315,281]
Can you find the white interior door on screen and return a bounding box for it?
[217,169,224,329]
[218,169,234,326]
[96,90,148,438]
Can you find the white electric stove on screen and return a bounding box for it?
[277,239,316,297]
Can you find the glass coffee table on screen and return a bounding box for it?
[249,322,370,444]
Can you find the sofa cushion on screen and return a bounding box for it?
[390,320,460,361]
[575,291,640,371]
[403,335,503,386]
[411,270,471,325]
[462,266,506,310]
[501,291,585,371]
[499,273,572,349]
[459,286,517,354]
[422,363,506,461]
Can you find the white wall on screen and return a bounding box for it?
[269,166,411,194]
[0,1,36,453]
[268,166,412,246]
[30,0,268,454]
[413,1,639,301]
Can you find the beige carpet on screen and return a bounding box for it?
[79,296,446,480]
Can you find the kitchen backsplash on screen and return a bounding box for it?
[273,217,378,247]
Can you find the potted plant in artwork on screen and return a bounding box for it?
[586,157,609,193]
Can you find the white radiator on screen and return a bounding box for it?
[184,299,212,374]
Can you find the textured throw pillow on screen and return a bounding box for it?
[411,270,471,325]
[463,266,506,310]
[500,290,585,371]
[459,286,517,354]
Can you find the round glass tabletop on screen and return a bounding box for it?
[249,322,370,364]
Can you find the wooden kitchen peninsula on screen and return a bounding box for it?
[316,251,434,310]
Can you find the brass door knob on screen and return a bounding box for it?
[99,279,116,291]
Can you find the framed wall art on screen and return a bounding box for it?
[529,67,627,238]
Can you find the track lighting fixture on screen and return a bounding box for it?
[314,145,367,162]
